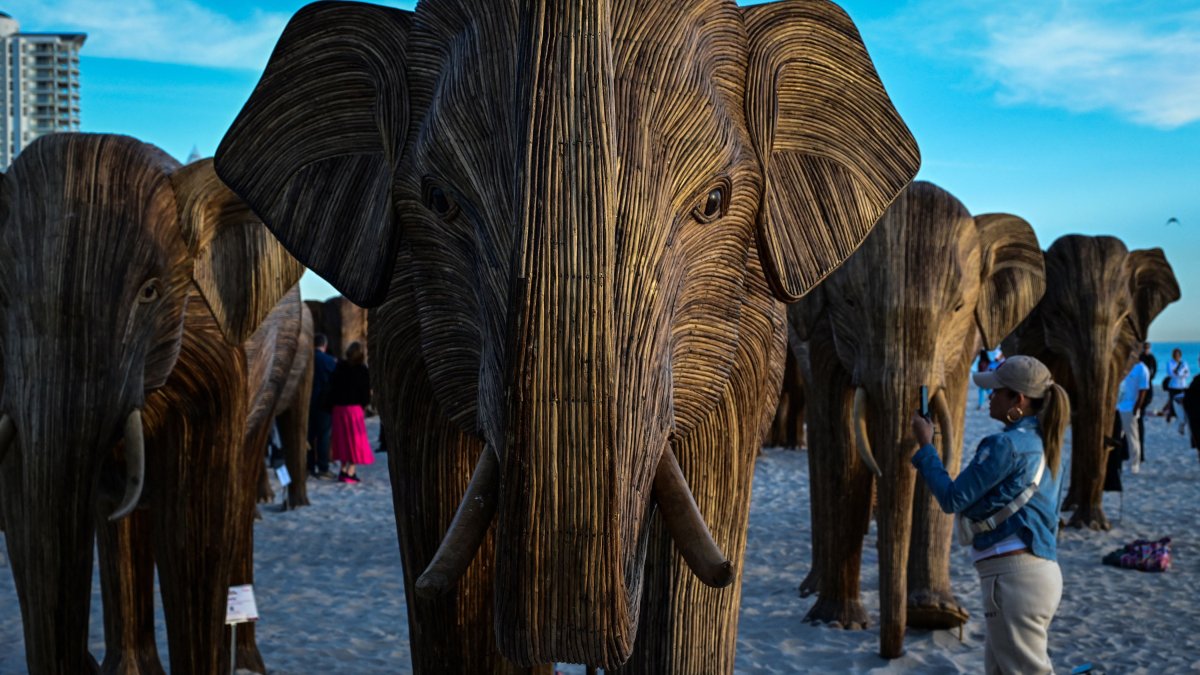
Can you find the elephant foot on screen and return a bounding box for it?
[907,588,968,630]
[797,568,820,598]
[1066,505,1111,531]
[802,595,869,630]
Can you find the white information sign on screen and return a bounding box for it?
[275,465,292,487]
[226,584,259,624]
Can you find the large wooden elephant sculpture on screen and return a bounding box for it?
[1005,235,1179,530]
[305,295,368,360]
[0,134,303,675]
[215,0,920,670]
[790,181,1046,657]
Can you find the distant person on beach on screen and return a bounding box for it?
[1138,343,1157,451]
[307,333,338,480]
[1184,356,1200,459]
[910,355,1068,675]
[1116,350,1151,473]
[328,341,374,483]
[976,349,992,410]
[1159,348,1190,429]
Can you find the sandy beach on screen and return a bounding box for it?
[3,385,1198,673]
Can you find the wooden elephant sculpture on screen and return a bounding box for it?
[790,181,1046,658]
[305,295,368,360]
[1005,234,1179,530]
[215,0,920,670]
[0,134,303,675]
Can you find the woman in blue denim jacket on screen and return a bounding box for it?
[910,355,1070,675]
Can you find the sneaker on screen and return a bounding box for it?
[315,470,338,481]
[343,474,362,484]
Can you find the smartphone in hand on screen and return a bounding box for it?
[919,385,930,420]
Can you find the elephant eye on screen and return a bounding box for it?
[691,179,730,224]
[422,178,459,220]
[137,278,161,304]
[954,300,965,312]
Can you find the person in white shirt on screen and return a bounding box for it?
[1116,350,1151,474]
[1159,348,1191,428]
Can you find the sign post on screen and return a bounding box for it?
[226,584,259,672]
[276,465,292,511]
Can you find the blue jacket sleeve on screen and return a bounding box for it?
[911,434,1015,514]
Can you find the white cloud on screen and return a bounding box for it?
[876,1,1200,129]
[7,0,289,69]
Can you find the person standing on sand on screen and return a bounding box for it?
[1116,350,1151,473]
[1160,348,1190,428]
[308,333,338,480]
[910,355,1069,675]
[328,341,374,483]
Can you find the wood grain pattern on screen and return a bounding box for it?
[0,133,302,674]
[789,181,1044,657]
[306,295,368,360]
[217,0,920,669]
[1007,236,1179,530]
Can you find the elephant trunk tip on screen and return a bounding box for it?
[414,571,449,600]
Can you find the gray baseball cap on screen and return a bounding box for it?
[973,355,1054,398]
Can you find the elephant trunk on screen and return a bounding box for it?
[0,411,109,674]
[863,383,920,659]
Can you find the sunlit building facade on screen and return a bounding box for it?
[0,12,86,169]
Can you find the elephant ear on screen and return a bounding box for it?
[214,2,412,307]
[172,159,305,344]
[973,213,1046,349]
[1126,248,1180,340]
[742,0,920,302]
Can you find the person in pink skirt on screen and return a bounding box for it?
[328,341,374,483]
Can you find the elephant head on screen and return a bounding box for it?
[0,133,302,673]
[792,181,1045,657]
[1008,235,1179,529]
[215,0,918,666]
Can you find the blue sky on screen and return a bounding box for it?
[10,0,1199,340]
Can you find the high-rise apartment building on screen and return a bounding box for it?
[0,12,86,169]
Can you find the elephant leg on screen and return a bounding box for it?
[803,382,872,630]
[279,352,314,508]
[256,453,274,504]
[145,334,248,675]
[96,508,165,675]
[799,321,871,630]
[233,422,272,674]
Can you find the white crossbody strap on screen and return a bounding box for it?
[966,453,1045,536]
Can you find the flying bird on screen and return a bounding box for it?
[1166,217,1180,226]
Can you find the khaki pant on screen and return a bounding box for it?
[976,553,1062,674]
[1119,410,1141,472]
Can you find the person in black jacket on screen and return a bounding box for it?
[307,334,339,479]
[328,342,374,483]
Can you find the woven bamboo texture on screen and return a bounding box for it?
[1007,235,1179,530]
[789,181,1045,657]
[0,134,302,674]
[215,0,920,669]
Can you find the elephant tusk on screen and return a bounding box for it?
[652,446,735,589]
[415,446,500,599]
[931,388,953,461]
[108,409,146,521]
[0,414,15,467]
[853,387,882,478]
